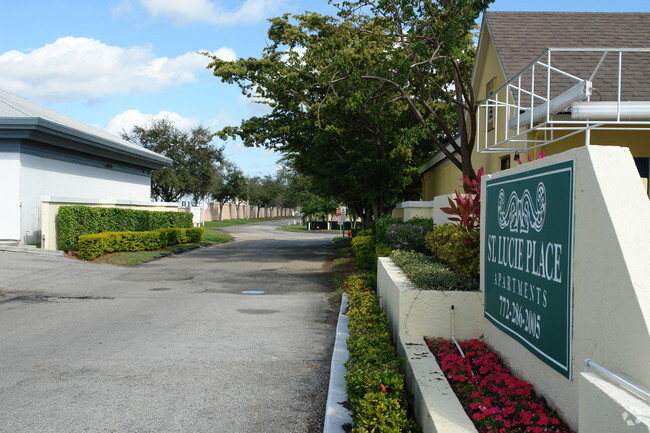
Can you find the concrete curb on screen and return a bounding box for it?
[398,335,478,433]
[323,293,353,433]
[0,245,63,256]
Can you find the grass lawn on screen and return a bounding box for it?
[278,224,346,233]
[331,236,355,296]
[278,224,308,232]
[101,242,204,265]
[85,218,289,266]
[103,227,234,266]
[204,217,291,229]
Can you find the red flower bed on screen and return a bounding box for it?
[425,338,574,433]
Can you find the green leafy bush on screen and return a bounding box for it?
[425,224,480,280]
[78,227,203,260]
[57,206,193,251]
[374,216,434,254]
[385,223,428,253]
[391,250,478,291]
[373,216,402,243]
[375,243,392,258]
[344,274,418,433]
[351,235,376,270]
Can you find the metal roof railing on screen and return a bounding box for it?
[477,48,650,154]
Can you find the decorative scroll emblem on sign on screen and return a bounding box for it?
[497,183,546,233]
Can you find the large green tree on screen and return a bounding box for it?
[123,119,224,202]
[207,12,432,222]
[334,0,492,182]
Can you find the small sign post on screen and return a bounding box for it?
[484,161,575,379]
[336,207,347,236]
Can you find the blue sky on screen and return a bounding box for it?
[1,0,648,175]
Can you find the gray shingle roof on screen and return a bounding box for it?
[0,89,171,168]
[485,12,650,101]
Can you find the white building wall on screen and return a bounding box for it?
[0,151,21,241]
[19,153,151,244]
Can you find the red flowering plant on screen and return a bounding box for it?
[441,167,484,233]
[426,338,573,433]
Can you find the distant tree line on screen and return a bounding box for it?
[122,118,330,221]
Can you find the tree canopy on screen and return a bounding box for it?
[207,12,431,221]
[122,119,224,203]
[334,0,492,182]
[207,1,491,220]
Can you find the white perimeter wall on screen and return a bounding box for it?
[0,151,21,240]
[19,153,151,244]
[480,145,650,429]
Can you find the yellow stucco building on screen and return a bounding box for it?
[420,12,650,199]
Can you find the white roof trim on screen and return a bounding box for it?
[0,89,171,167]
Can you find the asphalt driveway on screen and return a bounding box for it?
[0,220,338,432]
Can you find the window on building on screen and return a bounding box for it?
[486,77,496,131]
[500,155,511,170]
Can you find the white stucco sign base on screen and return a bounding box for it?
[481,145,650,430]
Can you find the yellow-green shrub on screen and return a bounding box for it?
[425,224,479,280]
[78,227,204,260]
[351,235,376,270]
[345,273,418,432]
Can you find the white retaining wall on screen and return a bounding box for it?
[377,257,483,340]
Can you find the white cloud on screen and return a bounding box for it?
[139,0,287,25]
[210,47,237,62]
[111,0,135,17]
[106,109,199,135]
[0,36,236,102]
[107,109,238,136]
[107,108,279,175]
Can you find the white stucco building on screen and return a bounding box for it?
[0,89,171,245]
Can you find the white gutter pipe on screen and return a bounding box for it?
[508,80,592,130]
[584,359,650,402]
[571,101,650,121]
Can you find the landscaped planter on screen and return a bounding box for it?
[377,257,484,340]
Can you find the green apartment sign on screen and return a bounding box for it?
[484,160,574,379]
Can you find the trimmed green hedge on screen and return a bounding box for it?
[351,235,376,271]
[78,227,203,260]
[390,250,478,291]
[58,206,193,251]
[345,273,419,432]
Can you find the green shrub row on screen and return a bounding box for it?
[390,250,478,291]
[58,206,193,251]
[78,227,203,260]
[425,224,480,280]
[344,274,419,433]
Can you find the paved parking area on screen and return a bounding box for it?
[0,220,338,432]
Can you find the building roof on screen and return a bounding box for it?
[0,89,171,169]
[483,12,650,101]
